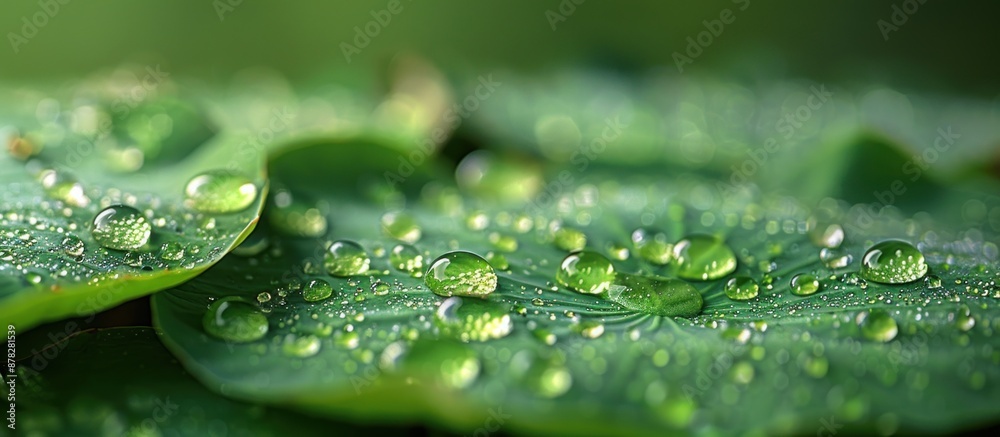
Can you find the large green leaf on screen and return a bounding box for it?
[153,138,1000,436]
[0,85,266,330]
[14,327,352,436]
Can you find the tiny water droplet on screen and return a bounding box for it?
[924,274,942,289]
[790,274,821,296]
[158,242,185,261]
[203,297,269,343]
[324,240,370,277]
[672,234,737,280]
[91,205,151,251]
[861,240,928,284]
[724,276,759,301]
[184,170,257,213]
[425,251,498,298]
[556,251,615,295]
[371,281,390,296]
[303,279,334,302]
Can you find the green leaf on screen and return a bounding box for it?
[0,92,266,330]
[154,139,1000,436]
[15,327,350,436]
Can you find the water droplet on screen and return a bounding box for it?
[485,251,509,271]
[371,281,390,296]
[435,297,512,341]
[577,321,604,339]
[790,274,821,296]
[556,251,615,295]
[858,310,897,342]
[425,251,498,298]
[607,242,630,261]
[303,279,334,302]
[488,232,518,252]
[924,275,942,289]
[607,273,703,318]
[820,248,853,269]
[281,334,321,358]
[724,276,759,301]
[672,234,737,280]
[324,240,370,277]
[60,235,85,257]
[553,227,586,251]
[184,170,257,213]
[38,169,89,207]
[520,355,572,398]
[861,240,928,284]
[389,244,424,276]
[955,305,976,332]
[399,340,480,389]
[380,211,421,243]
[158,242,185,261]
[632,228,672,265]
[203,297,269,343]
[810,224,844,248]
[91,205,151,251]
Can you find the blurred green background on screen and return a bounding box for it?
[1,0,998,99]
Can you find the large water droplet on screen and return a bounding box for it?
[435,296,512,341]
[425,251,498,298]
[381,211,421,243]
[632,228,673,265]
[203,297,269,343]
[184,170,257,213]
[724,276,759,301]
[861,240,928,284]
[303,279,334,302]
[858,309,898,342]
[556,251,615,295]
[390,244,424,276]
[91,205,151,251]
[790,274,821,296]
[608,273,703,317]
[672,234,737,280]
[324,240,370,277]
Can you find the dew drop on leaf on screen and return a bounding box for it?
[389,244,424,276]
[672,234,737,280]
[858,309,898,342]
[91,204,151,251]
[790,274,821,296]
[380,211,421,243]
[434,296,512,341]
[553,227,586,252]
[59,235,85,257]
[556,250,615,295]
[183,170,257,213]
[632,228,672,265]
[425,251,497,298]
[203,297,269,343]
[303,278,334,302]
[324,240,370,277]
[724,276,759,301]
[861,240,928,284]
